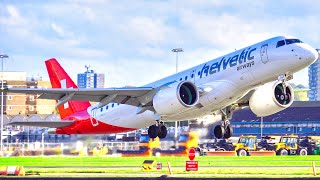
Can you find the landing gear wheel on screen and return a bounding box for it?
[158,126,167,139]
[148,125,159,139]
[219,107,233,139]
[224,125,233,139]
[214,125,225,139]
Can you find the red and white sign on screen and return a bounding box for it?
[156,162,162,170]
[186,161,198,171]
[188,148,196,160]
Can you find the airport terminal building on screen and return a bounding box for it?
[230,102,320,138]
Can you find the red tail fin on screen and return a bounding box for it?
[45,58,91,119]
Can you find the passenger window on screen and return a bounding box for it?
[112,104,114,108]
[106,106,108,110]
[180,78,182,81]
[185,76,188,80]
[276,40,285,48]
[100,108,103,112]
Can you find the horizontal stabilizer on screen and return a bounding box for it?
[6,120,74,128]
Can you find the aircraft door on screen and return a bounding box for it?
[90,108,99,127]
[260,44,269,64]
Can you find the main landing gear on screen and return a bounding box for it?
[148,121,167,139]
[214,106,233,139]
[276,74,292,106]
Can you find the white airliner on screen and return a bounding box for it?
[5,36,318,139]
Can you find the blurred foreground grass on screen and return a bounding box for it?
[24,167,319,178]
[0,155,320,167]
[1,156,319,178]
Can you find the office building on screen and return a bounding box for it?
[36,81,56,114]
[1,72,56,115]
[308,49,320,101]
[77,66,105,88]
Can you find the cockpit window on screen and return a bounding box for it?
[285,39,303,45]
[276,40,285,48]
[276,39,303,48]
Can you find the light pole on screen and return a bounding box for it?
[260,116,263,138]
[0,54,8,152]
[172,48,183,73]
[172,48,183,144]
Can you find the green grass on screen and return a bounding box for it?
[0,156,320,167]
[25,167,316,175]
[1,156,319,178]
[23,167,320,178]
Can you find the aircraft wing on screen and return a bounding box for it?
[235,89,255,106]
[3,87,154,107]
[5,120,75,128]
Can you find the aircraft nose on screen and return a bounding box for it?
[305,48,319,62]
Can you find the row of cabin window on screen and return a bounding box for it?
[178,74,195,81]
[100,103,120,112]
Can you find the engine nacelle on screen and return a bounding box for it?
[153,81,199,115]
[249,81,294,117]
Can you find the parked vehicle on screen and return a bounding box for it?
[269,135,307,156]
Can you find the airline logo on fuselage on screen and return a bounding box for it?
[199,47,257,78]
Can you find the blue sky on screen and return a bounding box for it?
[0,0,319,87]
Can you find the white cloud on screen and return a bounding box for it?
[0,5,27,27]
[51,23,67,37]
[122,17,173,45]
[138,46,166,58]
[1,0,319,88]
[179,11,275,50]
[7,5,20,19]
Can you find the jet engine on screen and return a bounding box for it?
[153,81,199,115]
[249,81,294,117]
